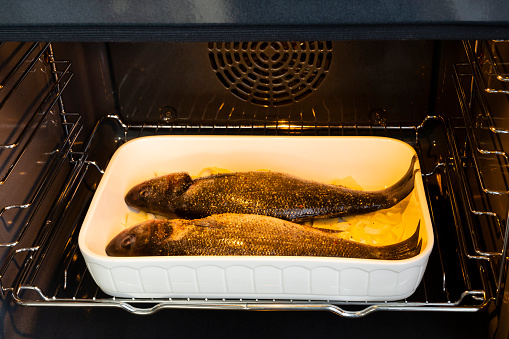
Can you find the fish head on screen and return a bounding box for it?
[124,172,193,216]
[105,219,174,256]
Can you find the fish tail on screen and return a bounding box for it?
[376,221,421,260]
[384,154,418,205]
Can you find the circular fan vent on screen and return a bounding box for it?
[208,41,332,107]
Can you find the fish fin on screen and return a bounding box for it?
[383,154,418,206]
[194,217,223,228]
[377,220,421,260]
[312,227,345,234]
[194,172,237,181]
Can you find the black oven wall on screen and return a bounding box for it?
[54,41,439,129]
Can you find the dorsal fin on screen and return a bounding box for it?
[193,217,223,228]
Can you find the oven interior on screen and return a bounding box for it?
[0,40,508,320]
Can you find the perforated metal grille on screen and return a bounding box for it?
[208,41,332,107]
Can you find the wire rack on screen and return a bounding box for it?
[0,41,507,316]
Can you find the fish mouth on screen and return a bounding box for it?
[105,238,118,256]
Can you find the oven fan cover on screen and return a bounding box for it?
[208,41,332,107]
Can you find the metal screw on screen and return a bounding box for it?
[160,106,177,123]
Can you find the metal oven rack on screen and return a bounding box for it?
[0,41,507,316]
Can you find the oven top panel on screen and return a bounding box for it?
[1,1,509,41]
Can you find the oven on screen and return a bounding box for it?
[1,2,509,338]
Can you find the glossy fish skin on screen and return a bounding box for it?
[106,214,421,260]
[125,156,418,222]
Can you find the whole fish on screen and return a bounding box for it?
[125,155,417,222]
[106,213,421,260]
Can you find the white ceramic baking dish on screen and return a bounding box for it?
[78,136,433,301]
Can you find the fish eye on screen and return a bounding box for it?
[140,188,151,197]
[121,234,135,248]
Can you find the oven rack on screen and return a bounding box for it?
[0,42,80,249]
[480,40,509,92]
[0,112,492,316]
[0,42,84,297]
[466,40,509,134]
[461,40,509,235]
[451,41,509,302]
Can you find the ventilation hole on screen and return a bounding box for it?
[252,98,268,106]
[306,71,318,84]
[225,53,233,65]
[308,53,315,65]
[247,73,257,81]
[272,69,286,77]
[324,53,332,70]
[216,53,225,68]
[209,53,218,70]
[244,56,253,67]
[288,79,300,87]
[253,67,269,77]
[254,92,270,99]
[253,58,269,69]
[295,89,313,101]
[216,73,230,88]
[237,83,251,94]
[224,69,235,83]
[275,99,292,106]
[273,92,290,99]
[312,73,327,88]
[231,67,241,78]
[242,78,254,87]
[273,61,284,69]
[291,84,307,94]
[316,53,323,68]
[231,88,249,100]
[284,74,294,81]
[209,41,332,107]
